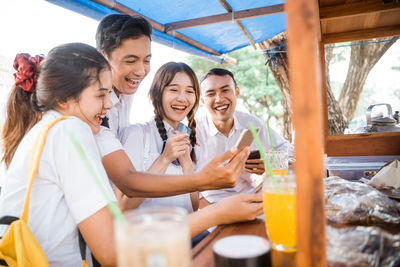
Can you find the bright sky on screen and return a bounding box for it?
[0,0,192,179]
[0,0,189,124]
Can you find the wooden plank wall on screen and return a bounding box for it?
[327,132,400,156]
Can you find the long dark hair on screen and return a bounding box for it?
[1,43,110,168]
[149,62,200,163]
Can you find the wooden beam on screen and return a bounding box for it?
[165,4,284,31]
[218,0,257,49]
[319,42,328,153]
[327,132,400,156]
[286,0,327,266]
[90,0,222,56]
[320,0,400,21]
[322,25,400,44]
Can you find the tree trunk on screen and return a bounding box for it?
[325,47,347,135]
[259,35,395,138]
[338,37,396,121]
[259,32,293,142]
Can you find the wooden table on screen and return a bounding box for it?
[192,219,296,267]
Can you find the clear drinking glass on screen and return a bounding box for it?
[115,207,192,267]
[262,173,297,252]
[265,150,289,175]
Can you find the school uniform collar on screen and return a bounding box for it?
[109,89,132,107]
[152,119,189,138]
[206,111,243,136]
[232,112,247,130]
[163,120,175,136]
[150,118,175,137]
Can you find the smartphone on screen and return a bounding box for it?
[247,150,260,160]
[234,129,258,150]
[177,123,191,136]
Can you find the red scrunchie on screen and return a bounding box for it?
[13,53,44,93]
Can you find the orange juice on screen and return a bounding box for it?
[262,173,296,252]
[271,168,289,176]
[263,192,296,251]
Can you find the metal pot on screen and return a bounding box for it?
[362,103,400,133]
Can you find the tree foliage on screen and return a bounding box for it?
[184,48,284,126]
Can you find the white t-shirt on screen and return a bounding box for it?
[119,119,198,213]
[196,111,293,203]
[0,110,116,267]
[94,90,134,157]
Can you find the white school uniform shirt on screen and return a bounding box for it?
[196,111,293,203]
[119,119,198,213]
[94,90,134,157]
[0,110,116,267]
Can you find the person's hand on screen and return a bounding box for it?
[245,159,265,175]
[214,193,263,225]
[161,132,190,163]
[177,137,193,170]
[198,147,250,190]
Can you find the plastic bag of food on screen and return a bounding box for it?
[325,176,400,226]
[327,225,400,267]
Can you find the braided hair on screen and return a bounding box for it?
[149,62,200,163]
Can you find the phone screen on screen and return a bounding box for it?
[247,150,260,160]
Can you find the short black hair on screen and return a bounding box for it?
[96,14,152,57]
[200,68,237,88]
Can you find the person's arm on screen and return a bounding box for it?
[78,207,116,267]
[102,147,250,197]
[187,193,263,237]
[117,132,194,211]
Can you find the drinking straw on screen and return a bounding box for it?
[266,120,277,167]
[248,122,280,194]
[68,131,126,224]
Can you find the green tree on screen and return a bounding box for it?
[185,47,284,126]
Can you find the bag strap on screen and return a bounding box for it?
[0,216,19,225]
[78,231,102,267]
[20,116,70,222]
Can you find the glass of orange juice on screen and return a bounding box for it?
[262,173,297,252]
[265,150,289,175]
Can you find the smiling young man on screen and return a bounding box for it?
[197,68,293,203]
[95,14,151,138]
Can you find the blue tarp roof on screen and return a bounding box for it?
[45,0,286,63]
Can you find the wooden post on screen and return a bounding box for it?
[319,42,329,152]
[285,1,327,266]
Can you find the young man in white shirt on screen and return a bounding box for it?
[197,68,293,203]
[93,14,252,200]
